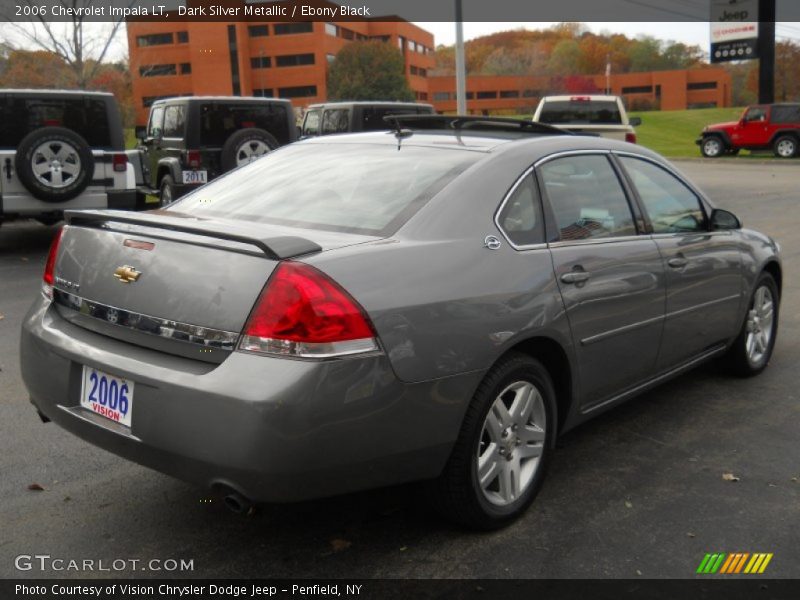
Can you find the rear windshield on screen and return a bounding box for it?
[538,100,622,125]
[0,96,112,148]
[199,103,290,146]
[171,142,481,236]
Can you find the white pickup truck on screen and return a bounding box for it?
[532,95,641,143]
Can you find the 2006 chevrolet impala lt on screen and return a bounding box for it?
[20,116,781,529]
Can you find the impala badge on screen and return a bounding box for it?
[114,265,141,284]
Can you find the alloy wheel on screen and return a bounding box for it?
[31,141,81,188]
[235,140,271,166]
[745,285,775,366]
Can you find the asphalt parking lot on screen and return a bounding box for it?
[1,161,798,580]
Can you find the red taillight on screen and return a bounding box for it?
[239,262,378,358]
[42,228,63,299]
[625,132,637,144]
[186,150,201,169]
[112,153,127,172]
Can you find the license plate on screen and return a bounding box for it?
[182,170,207,184]
[80,366,134,428]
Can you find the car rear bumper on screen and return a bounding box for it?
[20,296,480,502]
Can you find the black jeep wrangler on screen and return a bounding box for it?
[137,96,297,203]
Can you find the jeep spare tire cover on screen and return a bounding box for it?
[15,126,95,203]
[220,128,278,172]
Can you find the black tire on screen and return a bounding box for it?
[430,352,556,530]
[220,128,278,172]
[724,272,779,377]
[159,174,176,207]
[700,136,725,158]
[14,127,94,202]
[773,135,798,159]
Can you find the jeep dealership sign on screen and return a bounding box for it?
[710,0,759,62]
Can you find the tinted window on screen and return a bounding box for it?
[619,156,707,233]
[321,109,349,134]
[497,173,544,246]
[540,155,635,241]
[162,105,186,138]
[538,100,622,124]
[361,107,428,131]
[0,97,112,148]
[199,103,289,146]
[148,105,165,138]
[302,110,321,136]
[172,144,480,236]
[771,105,800,123]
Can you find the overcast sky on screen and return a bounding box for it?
[2,21,799,63]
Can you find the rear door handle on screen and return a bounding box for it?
[668,257,688,268]
[560,271,591,284]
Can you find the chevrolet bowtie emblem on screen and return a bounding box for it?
[114,265,141,284]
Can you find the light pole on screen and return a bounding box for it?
[455,0,466,114]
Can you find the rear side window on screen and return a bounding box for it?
[302,109,321,136]
[173,143,480,236]
[538,100,622,125]
[199,103,290,146]
[0,97,112,148]
[162,105,186,137]
[497,173,544,247]
[771,105,800,123]
[619,156,707,233]
[321,109,350,134]
[539,154,636,241]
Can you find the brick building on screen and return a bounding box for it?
[127,18,732,125]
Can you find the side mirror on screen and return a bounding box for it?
[710,208,741,231]
[629,116,642,127]
[134,125,147,141]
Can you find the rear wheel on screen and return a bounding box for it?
[701,136,725,158]
[159,175,176,207]
[773,135,798,159]
[724,272,779,377]
[430,353,555,530]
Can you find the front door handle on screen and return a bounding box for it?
[668,257,688,268]
[560,271,591,284]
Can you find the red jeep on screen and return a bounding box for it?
[697,103,800,158]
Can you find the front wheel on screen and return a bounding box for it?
[430,353,555,530]
[159,175,176,207]
[724,272,779,377]
[773,135,798,159]
[701,136,725,158]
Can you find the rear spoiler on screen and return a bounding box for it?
[64,210,322,260]
[383,114,573,137]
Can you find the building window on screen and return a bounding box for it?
[408,40,416,52]
[370,35,390,42]
[180,62,192,75]
[274,22,313,35]
[433,92,451,101]
[140,64,177,77]
[252,89,274,97]
[410,65,418,75]
[523,89,539,98]
[500,90,520,98]
[325,23,337,37]
[278,85,317,98]
[340,27,354,40]
[356,33,368,41]
[137,33,173,47]
[250,56,272,69]
[418,68,427,78]
[276,53,315,67]
[477,91,497,99]
[248,25,269,37]
[622,85,653,94]
[687,81,718,91]
[416,92,428,101]
[326,53,336,65]
[466,92,474,100]
[176,31,189,43]
[398,36,405,50]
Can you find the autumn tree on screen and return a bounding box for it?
[328,41,414,102]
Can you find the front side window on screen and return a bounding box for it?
[539,154,636,241]
[497,173,544,247]
[147,105,165,138]
[321,109,349,134]
[744,106,767,122]
[302,110,321,136]
[619,156,707,234]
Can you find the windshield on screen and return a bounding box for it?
[538,100,622,125]
[171,142,481,236]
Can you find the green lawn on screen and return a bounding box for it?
[629,107,745,158]
[125,128,137,150]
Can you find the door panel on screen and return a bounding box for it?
[539,153,666,408]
